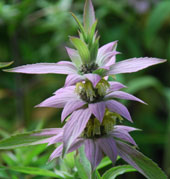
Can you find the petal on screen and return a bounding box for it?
[88,102,105,123]
[47,132,63,146]
[65,74,85,87]
[49,139,83,161]
[85,139,103,170]
[36,93,76,108]
[105,91,146,104]
[61,99,86,121]
[33,128,63,136]
[111,130,137,146]
[114,125,140,133]
[97,137,118,164]
[53,85,75,95]
[97,41,118,64]
[65,47,82,67]
[63,109,91,155]
[5,62,78,74]
[85,74,101,87]
[107,57,166,75]
[108,81,126,92]
[106,100,132,122]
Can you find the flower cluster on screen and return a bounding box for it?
[4,0,166,177]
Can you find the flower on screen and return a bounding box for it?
[36,80,146,123]
[4,0,166,87]
[32,120,140,172]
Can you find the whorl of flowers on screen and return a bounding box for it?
[1,0,167,178]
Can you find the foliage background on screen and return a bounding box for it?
[0,0,170,178]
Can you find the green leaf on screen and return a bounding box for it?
[0,61,13,69]
[145,2,170,48]
[70,37,90,63]
[116,141,167,179]
[0,166,70,178]
[90,36,99,62]
[0,130,55,149]
[97,157,112,170]
[75,146,91,179]
[102,165,136,179]
[83,0,95,32]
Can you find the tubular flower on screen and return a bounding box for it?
[36,79,146,123]
[4,0,166,87]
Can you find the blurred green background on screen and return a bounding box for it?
[0,0,170,178]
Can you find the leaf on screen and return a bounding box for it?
[83,0,95,32]
[70,37,91,63]
[0,166,69,178]
[0,130,55,149]
[145,2,170,48]
[102,165,136,179]
[0,61,13,69]
[96,157,112,170]
[116,141,167,179]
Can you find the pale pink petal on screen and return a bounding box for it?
[88,102,105,123]
[65,47,82,67]
[36,92,76,108]
[105,91,146,104]
[5,62,78,74]
[97,41,118,63]
[65,74,85,87]
[61,99,86,121]
[49,139,83,161]
[53,85,75,95]
[85,74,101,87]
[97,137,118,164]
[114,125,140,133]
[106,100,132,122]
[111,130,137,146]
[85,139,103,170]
[63,109,91,154]
[107,57,166,75]
[108,81,126,92]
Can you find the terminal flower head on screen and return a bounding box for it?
[4,0,166,87]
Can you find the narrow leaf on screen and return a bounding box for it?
[117,141,167,179]
[1,166,68,178]
[102,165,136,179]
[0,129,57,149]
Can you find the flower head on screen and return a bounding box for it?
[4,0,166,87]
[33,121,139,171]
[37,79,146,123]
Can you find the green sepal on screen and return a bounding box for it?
[93,68,107,76]
[71,12,87,41]
[70,36,91,63]
[90,36,99,62]
[87,20,98,45]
